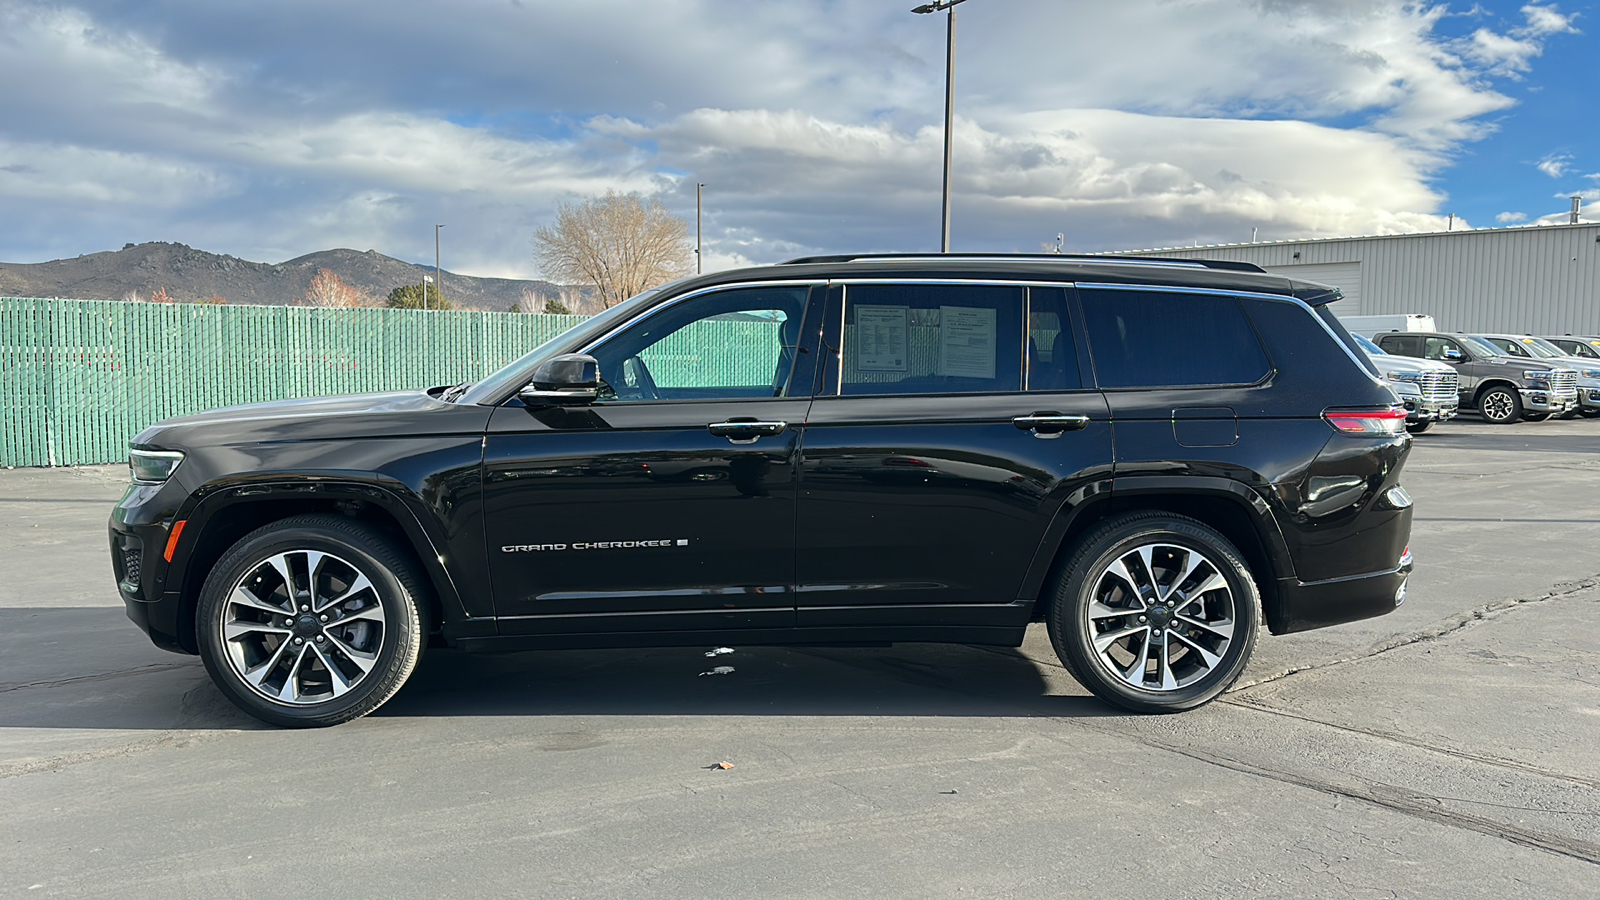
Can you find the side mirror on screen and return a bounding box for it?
[519,354,601,406]
[1443,348,1462,361]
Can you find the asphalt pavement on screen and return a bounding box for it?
[2,415,1597,898]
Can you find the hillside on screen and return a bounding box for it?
[0,242,571,312]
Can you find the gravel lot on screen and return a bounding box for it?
[3,416,1598,898]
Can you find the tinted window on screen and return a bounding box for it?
[590,286,811,401]
[1486,337,1529,357]
[1081,289,1269,388]
[835,283,1024,395]
[1422,337,1460,361]
[1377,334,1421,357]
[1027,287,1082,391]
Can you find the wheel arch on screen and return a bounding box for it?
[1471,378,1519,405]
[165,482,462,653]
[1021,478,1291,632]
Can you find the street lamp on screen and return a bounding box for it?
[696,183,705,274]
[435,224,444,308]
[912,0,971,253]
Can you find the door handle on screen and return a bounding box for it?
[1012,413,1090,438]
[708,419,788,444]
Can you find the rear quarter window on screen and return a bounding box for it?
[1080,288,1269,388]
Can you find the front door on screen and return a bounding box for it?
[483,283,823,634]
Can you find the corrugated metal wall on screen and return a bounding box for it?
[1127,224,1600,334]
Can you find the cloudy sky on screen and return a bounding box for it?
[0,0,1592,279]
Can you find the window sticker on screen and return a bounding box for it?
[855,306,909,373]
[939,306,997,379]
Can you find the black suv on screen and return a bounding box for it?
[111,254,1414,726]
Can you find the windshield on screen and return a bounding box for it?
[1519,336,1568,359]
[457,283,680,405]
[1352,333,1384,355]
[1459,336,1505,358]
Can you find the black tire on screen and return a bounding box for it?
[1405,420,1433,434]
[1477,386,1522,425]
[1046,512,1259,713]
[195,514,425,728]
[1523,412,1551,422]
[1557,407,1580,420]
[1582,408,1600,419]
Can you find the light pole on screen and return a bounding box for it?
[696,183,705,274]
[912,0,971,253]
[435,224,444,308]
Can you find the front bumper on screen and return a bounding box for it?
[1580,381,1600,411]
[1520,388,1579,414]
[1400,398,1458,423]
[110,481,194,655]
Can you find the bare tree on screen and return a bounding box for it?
[302,269,371,308]
[532,191,692,309]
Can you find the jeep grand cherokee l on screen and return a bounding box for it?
[111,254,1415,727]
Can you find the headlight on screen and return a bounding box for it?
[1385,371,1422,384]
[1580,368,1600,380]
[1523,370,1551,384]
[129,449,185,484]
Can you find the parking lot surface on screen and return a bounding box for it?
[3,416,1598,898]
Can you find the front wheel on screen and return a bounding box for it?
[195,514,425,728]
[1046,513,1260,713]
[1477,387,1522,425]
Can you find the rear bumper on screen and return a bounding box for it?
[1272,555,1412,634]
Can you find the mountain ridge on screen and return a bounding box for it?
[0,242,568,312]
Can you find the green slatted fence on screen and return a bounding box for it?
[0,298,586,467]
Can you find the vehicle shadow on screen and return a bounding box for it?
[378,641,1114,720]
[0,607,1114,731]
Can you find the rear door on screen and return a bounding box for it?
[794,280,1111,631]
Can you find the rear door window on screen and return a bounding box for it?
[1080,288,1269,388]
[832,283,1025,395]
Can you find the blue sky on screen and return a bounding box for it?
[0,0,1592,280]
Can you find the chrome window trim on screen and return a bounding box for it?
[576,279,827,356]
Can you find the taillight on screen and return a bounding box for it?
[1323,407,1407,436]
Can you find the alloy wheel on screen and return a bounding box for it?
[1082,542,1237,692]
[220,549,388,706]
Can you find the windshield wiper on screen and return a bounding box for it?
[440,382,473,403]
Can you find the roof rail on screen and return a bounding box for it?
[777,252,1266,273]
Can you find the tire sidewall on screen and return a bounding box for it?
[196,517,421,728]
[1049,516,1259,713]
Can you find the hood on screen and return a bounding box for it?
[1364,353,1451,375]
[133,390,486,449]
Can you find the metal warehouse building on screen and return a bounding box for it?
[1121,221,1600,335]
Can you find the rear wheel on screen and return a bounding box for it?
[1477,387,1521,425]
[195,514,425,728]
[1046,513,1259,713]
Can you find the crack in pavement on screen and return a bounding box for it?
[1079,726,1600,867]
[0,661,200,694]
[1220,697,1600,791]
[1232,575,1600,692]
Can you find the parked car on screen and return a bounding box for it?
[1542,335,1600,360]
[1351,333,1458,433]
[1534,336,1600,418]
[1373,331,1578,424]
[1477,334,1599,419]
[111,253,1415,726]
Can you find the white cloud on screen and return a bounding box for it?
[1537,153,1574,178]
[1496,211,1529,222]
[0,0,1585,275]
